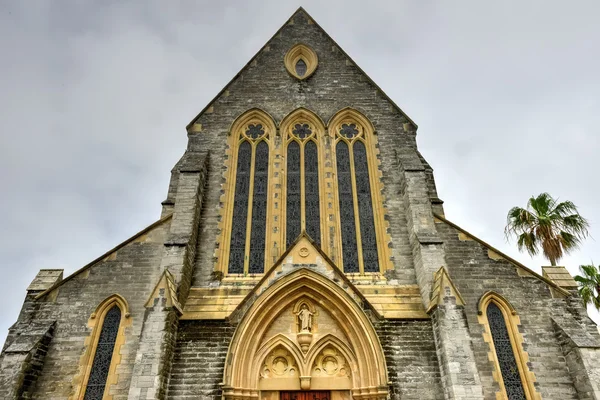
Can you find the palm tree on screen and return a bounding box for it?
[505,193,589,266]
[574,264,600,310]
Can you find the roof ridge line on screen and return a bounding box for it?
[34,213,174,300]
[433,213,570,296]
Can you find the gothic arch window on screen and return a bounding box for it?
[478,292,538,399]
[281,109,325,249]
[329,109,388,274]
[76,295,130,400]
[222,109,275,275]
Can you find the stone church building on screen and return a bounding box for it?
[2,7,600,400]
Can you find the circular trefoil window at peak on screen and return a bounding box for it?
[284,44,318,80]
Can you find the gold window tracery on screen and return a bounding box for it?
[217,108,391,276]
[221,109,275,275]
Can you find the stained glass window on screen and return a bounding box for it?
[487,303,526,400]
[339,123,359,139]
[304,141,320,246]
[336,141,359,272]
[84,306,121,400]
[248,141,269,273]
[228,141,252,274]
[287,141,301,247]
[353,141,379,272]
[295,59,307,77]
[246,124,265,139]
[292,123,312,139]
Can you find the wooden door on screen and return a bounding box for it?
[280,391,330,400]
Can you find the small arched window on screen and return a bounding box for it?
[479,292,538,399]
[76,295,129,400]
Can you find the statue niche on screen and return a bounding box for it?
[294,300,316,353]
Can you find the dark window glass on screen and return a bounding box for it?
[248,141,269,273]
[292,123,312,139]
[339,123,359,139]
[487,303,526,400]
[304,141,320,246]
[353,141,379,272]
[336,141,359,272]
[84,306,121,400]
[295,59,307,77]
[246,124,265,139]
[228,141,252,274]
[287,141,301,248]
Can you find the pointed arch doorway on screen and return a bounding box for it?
[222,253,389,400]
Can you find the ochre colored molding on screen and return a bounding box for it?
[427,266,466,313]
[216,109,277,276]
[433,213,569,297]
[144,269,183,315]
[70,294,132,400]
[328,108,393,274]
[284,43,318,80]
[222,266,389,399]
[35,214,173,300]
[279,108,329,256]
[477,292,540,400]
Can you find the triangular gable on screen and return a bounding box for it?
[427,266,466,313]
[228,231,382,322]
[433,213,570,297]
[144,269,183,315]
[34,214,173,300]
[186,7,417,132]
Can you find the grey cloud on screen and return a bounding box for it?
[1,0,599,345]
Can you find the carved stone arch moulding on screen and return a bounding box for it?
[284,43,318,80]
[327,108,393,275]
[217,108,277,277]
[71,294,132,400]
[222,268,388,400]
[477,291,540,400]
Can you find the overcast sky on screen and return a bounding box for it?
[1,1,599,345]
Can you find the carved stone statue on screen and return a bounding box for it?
[297,305,313,332]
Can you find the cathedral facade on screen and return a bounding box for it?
[2,8,599,400]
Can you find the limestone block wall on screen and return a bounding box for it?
[16,221,169,399]
[166,320,236,400]
[186,10,422,287]
[435,218,598,399]
[375,320,444,400]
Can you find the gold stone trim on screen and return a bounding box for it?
[71,294,132,400]
[223,268,388,399]
[280,108,328,255]
[216,109,277,276]
[328,108,393,274]
[477,292,540,400]
[284,43,318,80]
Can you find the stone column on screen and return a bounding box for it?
[397,148,446,308]
[429,267,484,400]
[127,272,181,400]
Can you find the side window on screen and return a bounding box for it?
[479,293,538,399]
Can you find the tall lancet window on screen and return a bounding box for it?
[84,306,121,399]
[331,109,384,274]
[224,110,274,275]
[282,110,323,248]
[77,295,129,400]
[479,293,537,400]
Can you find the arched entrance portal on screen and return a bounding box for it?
[222,267,389,400]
